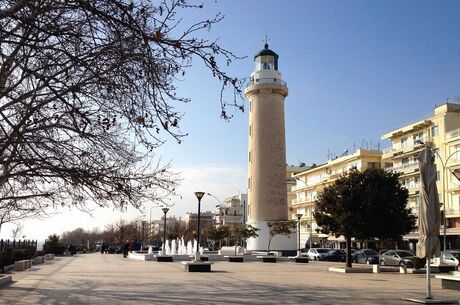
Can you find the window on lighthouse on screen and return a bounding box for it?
[255,55,275,71]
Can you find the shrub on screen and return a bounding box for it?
[12,248,36,261]
[411,257,426,269]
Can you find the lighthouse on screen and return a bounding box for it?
[245,43,294,252]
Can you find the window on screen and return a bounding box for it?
[431,125,439,137]
[367,162,380,169]
[413,132,423,143]
[250,100,253,112]
[402,157,409,167]
[248,151,251,162]
[249,124,252,136]
[455,145,460,161]
[436,171,440,181]
[248,177,251,189]
[401,137,408,148]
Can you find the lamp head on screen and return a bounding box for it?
[162,207,169,214]
[296,213,303,220]
[452,169,460,183]
[194,191,205,200]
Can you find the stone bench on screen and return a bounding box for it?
[218,246,243,256]
[181,261,213,272]
[257,255,277,263]
[32,256,45,265]
[435,273,460,290]
[44,253,55,261]
[0,274,12,287]
[14,259,31,271]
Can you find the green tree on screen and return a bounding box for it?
[207,226,230,250]
[266,220,296,255]
[230,224,259,255]
[44,233,63,254]
[314,168,415,268]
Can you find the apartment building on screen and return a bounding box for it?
[290,149,382,249]
[381,103,460,248]
[215,193,247,227]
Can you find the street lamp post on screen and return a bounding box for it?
[296,213,303,256]
[194,191,205,261]
[162,207,170,255]
[310,209,313,249]
[416,140,460,251]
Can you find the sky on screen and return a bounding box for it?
[2,0,460,241]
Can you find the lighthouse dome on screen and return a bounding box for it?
[254,44,279,71]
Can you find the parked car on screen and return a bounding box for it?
[432,251,459,266]
[325,249,346,262]
[379,250,414,267]
[352,249,379,264]
[447,250,460,261]
[307,248,329,261]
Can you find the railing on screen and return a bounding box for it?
[445,208,460,216]
[382,137,431,155]
[0,239,37,272]
[446,128,460,140]
[382,147,395,154]
[386,161,420,172]
[292,198,316,205]
[246,78,287,87]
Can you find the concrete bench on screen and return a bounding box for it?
[218,246,243,256]
[32,256,45,265]
[14,260,31,271]
[44,254,55,261]
[435,274,460,290]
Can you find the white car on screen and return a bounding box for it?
[307,248,329,261]
[431,251,459,266]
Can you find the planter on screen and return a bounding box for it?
[182,261,213,272]
[156,255,173,262]
[225,256,244,263]
[257,255,277,263]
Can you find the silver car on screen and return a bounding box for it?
[307,248,329,261]
[379,250,414,267]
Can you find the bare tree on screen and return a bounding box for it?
[0,0,243,228]
[10,222,24,239]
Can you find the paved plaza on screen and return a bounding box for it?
[0,253,459,304]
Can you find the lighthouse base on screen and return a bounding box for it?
[246,221,297,255]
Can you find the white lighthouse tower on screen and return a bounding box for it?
[245,43,295,252]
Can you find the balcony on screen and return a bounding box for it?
[446,128,460,140]
[246,77,287,88]
[445,208,460,216]
[385,161,420,173]
[382,137,431,157]
[291,198,316,205]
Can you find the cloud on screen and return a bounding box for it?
[0,163,247,241]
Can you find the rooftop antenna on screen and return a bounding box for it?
[445,97,451,103]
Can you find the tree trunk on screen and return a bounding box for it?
[267,236,272,255]
[345,236,352,268]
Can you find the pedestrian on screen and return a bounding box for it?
[123,242,129,258]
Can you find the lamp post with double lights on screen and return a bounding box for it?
[296,213,303,256]
[162,207,170,255]
[416,140,460,250]
[194,191,205,261]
